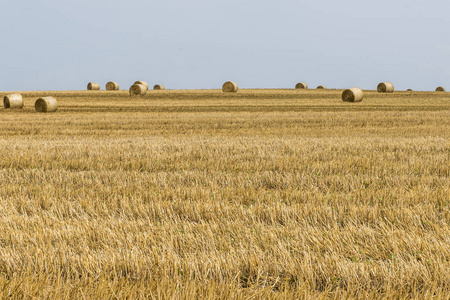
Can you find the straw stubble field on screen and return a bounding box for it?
[0,89,449,298]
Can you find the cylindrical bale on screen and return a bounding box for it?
[35,97,57,112]
[153,84,165,90]
[377,82,394,93]
[106,81,120,91]
[87,82,100,90]
[342,88,364,102]
[134,81,149,91]
[316,85,326,90]
[436,86,446,92]
[222,81,238,93]
[129,84,147,96]
[4,94,24,109]
[295,82,308,89]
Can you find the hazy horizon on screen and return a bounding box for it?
[2,0,449,91]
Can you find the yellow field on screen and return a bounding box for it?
[0,89,449,299]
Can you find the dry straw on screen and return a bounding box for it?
[377,82,394,93]
[222,81,238,93]
[134,81,149,91]
[153,84,165,90]
[106,81,120,91]
[342,88,364,102]
[129,84,147,96]
[87,82,100,90]
[436,86,446,92]
[295,82,308,89]
[4,94,24,109]
[35,97,57,112]
[316,85,326,89]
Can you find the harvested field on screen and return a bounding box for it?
[0,89,449,298]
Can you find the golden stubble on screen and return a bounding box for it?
[0,89,449,298]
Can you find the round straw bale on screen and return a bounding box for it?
[106,81,120,91]
[35,97,57,112]
[222,81,238,93]
[129,84,147,96]
[377,82,394,93]
[153,84,165,90]
[316,85,326,90]
[436,86,446,92]
[87,82,100,90]
[4,94,24,109]
[342,88,364,102]
[134,81,149,91]
[295,82,308,89]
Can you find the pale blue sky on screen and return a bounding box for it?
[1,0,449,91]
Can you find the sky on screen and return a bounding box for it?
[1,0,450,91]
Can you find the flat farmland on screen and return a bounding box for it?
[0,89,449,299]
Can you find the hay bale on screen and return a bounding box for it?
[436,86,446,92]
[316,85,326,90]
[4,94,24,109]
[153,84,165,90]
[87,82,100,90]
[222,81,238,93]
[342,88,364,102]
[134,81,149,91]
[377,82,394,93]
[129,84,147,96]
[35,97,57,112]
[406,89,413,91]
[106,81,120,91]
[295,82,308,89]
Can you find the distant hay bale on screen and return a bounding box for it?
[342,88,364,102]
[4,94,24,109]
[436,86,446,92]
[134,81,149,91]
[153,84,165,90]
[87,82,100,90]
[406,89,413,91]
[35,97,57,112]
[129,84,147,96]
[377,82,394,93]
[222,81,238,93]
[295,82,308,89]
[106,81,120,91]
[316,85,326,90]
